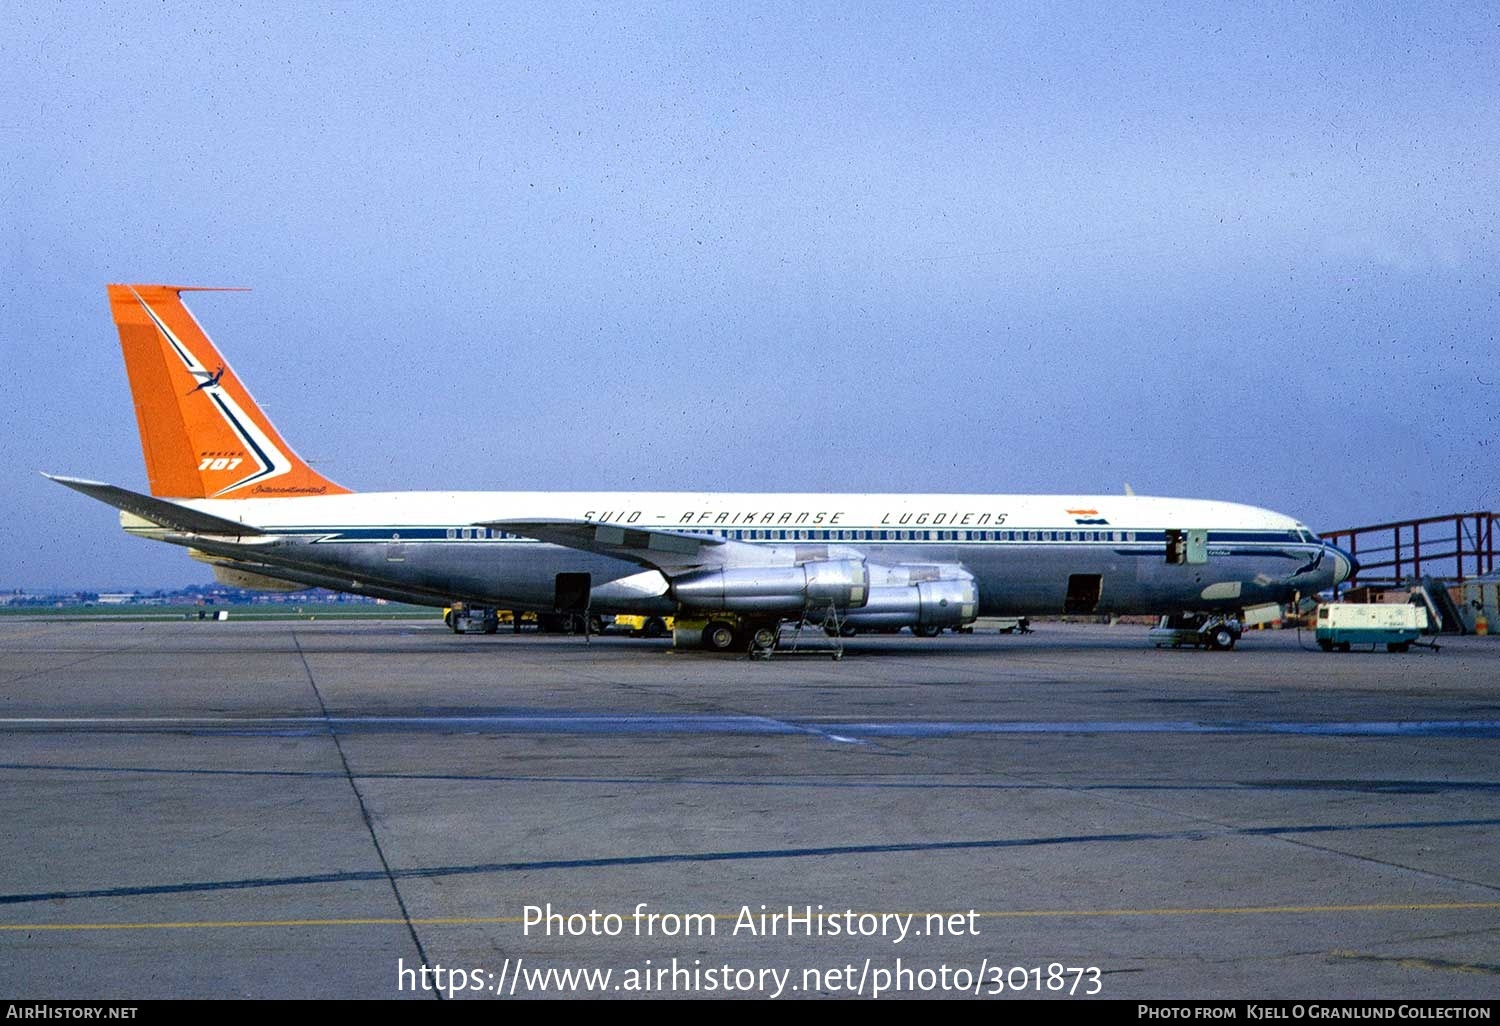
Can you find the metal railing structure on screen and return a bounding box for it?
[1321,512,1498,589]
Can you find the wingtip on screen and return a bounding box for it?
[42,473,121,495]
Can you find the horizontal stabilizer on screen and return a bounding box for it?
[476,518,738,573]
[43,474,266,536]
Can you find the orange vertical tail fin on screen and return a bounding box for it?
[106,284,350,499]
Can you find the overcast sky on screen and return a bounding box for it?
[2,2,1495,589]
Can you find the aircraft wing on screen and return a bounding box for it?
[476,518,753,573]
[44,474,267,536]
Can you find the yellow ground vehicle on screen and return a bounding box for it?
[611,614,673,638]
[443,606,538,633]
[443,607,605,634]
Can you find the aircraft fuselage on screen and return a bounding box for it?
[127,490,1353,616]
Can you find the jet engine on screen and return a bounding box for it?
[670,559,869,613]
[841,565,979,630]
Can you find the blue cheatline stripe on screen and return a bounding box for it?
[268,526,1314,546]
[2,816,1497,906]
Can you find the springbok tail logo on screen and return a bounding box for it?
[107,284,349,500]
[187,365,225,395]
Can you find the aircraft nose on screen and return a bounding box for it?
[1328,544,1358,585]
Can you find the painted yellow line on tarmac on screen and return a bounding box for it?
[974,901,1500,918]
[4,901,1499,933]
[2,917,507,932]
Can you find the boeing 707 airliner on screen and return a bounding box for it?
[49,284,1355,651]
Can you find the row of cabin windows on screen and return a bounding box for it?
[692,528,1143,542]
[441,526,1144,543]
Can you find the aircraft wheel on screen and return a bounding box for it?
[588,614,605,635]
[643,617,667,638]
[1209,627,1236,651]
[913,624,943,638]
[749,624,778,649]
[703,620,738,652]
